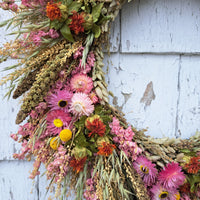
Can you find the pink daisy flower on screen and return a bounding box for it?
[69,93,94,117]
[70,74,93,94]
[46,89,73,112]
[158,162,185,189]
[46,110,72,134]
[133,156,157,186]
[150,184,177,200]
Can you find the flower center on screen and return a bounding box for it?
[74,102,84,112]
[53,118,63,127]
[175,193,180,200]
[159,191,168,199]
[58,100,68,108]
[140,165,149,174]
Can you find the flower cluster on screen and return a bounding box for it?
[110,117,142,160]
[133,157,186,200]
[1,0,199,199]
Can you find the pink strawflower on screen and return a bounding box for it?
[46,89,73,112]
[158,162,185,189]
[70,74,93,94]
[69,93,94,117]
[150,184,177,200]
[46,110,72,134]
[133,156,157,186]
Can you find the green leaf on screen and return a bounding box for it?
[74,116,87,129]
[50,20,63,30]
[74,131,89,147]
[92,24,101,38]
[97,14,111,25]
[60,24,74,42]
[91,3,104,23]
[68,2,82,14]
[86,149,92,157]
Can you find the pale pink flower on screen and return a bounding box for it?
[133,156,157,186]
[70,74,93,94]
[158,162,185,189]
[69,93,94,117]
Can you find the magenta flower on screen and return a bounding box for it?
[69,93,94,117]
[46,110,72,134]
[158,162,185,189]
[70,74,93,94]
[46,89,73,112]
[133,156,157,186]
[150,184,177,200]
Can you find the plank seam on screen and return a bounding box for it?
[175,54,182,138]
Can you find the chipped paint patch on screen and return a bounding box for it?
[140,81,156,108]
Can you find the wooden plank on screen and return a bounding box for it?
[0,67,21,160]
[177,55,200,138]
[0,160,38,200]
[121,0,200,53]
[104,53,180,138]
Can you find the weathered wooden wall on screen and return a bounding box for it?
[1,0,200,199]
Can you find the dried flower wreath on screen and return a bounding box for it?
[0,0,199,199]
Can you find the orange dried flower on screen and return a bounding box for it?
[185,156,200,174]
[69,11,85,35]
[69,156,87,173]
[97,142,116,157]
[46,2,62,21]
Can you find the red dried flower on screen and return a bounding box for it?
[46,2,62,21]
[179,183,191,194]
[69,156,87,173]
[97,142,116,157]
[185,156,200,174]
[85,116,106,137]
[69,11,85,35]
